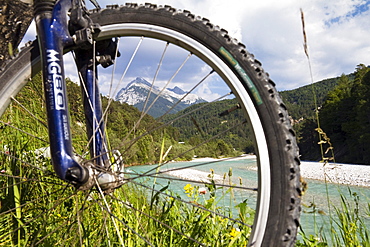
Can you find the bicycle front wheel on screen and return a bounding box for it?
[0,3,301,246]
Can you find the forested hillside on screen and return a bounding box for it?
[280,77,341,120]
[291,65,370,164]
[166,75,342,163]
[279,76,342,162]
[162,99,254,156]
[7,74,173,165]
[318,64,370,164]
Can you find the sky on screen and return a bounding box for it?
[23,0,370,95]
[139,0,370,91]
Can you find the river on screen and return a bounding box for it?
[128,157,370,242]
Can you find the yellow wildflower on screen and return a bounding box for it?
[184,184,194,195]
[230,227,241,240]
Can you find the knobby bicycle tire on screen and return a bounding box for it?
[0,3,301,246]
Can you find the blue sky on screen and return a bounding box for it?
[23,0,370,96]
[325,0,369,26]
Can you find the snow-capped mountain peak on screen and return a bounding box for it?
[167,86,187,95]
[115,77,207,117]
[126,77,152,89]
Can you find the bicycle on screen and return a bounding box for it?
[0,0,301,246]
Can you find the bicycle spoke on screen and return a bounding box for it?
[129,119,246,178]
[31,191,97,245]
[143,52,192,116]
[156,69,215,120]
[10,97,48,128]
[130,165,258,191]
[103,36,144,116]
[91,192,155,246]
[0,120,48,143]
[0,187,72,218]
[5,191,77,237]
[141,42,169,116]
[95,177,125,246]
[0,150,49,171]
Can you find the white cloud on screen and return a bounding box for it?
[113,0,370,91]
[21,0,370,94]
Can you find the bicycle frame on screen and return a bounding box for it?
[34,0,108,186]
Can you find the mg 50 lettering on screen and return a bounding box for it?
[47,49,65,111]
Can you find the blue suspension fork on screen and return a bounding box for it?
[34,0,108,185]
[75,48,109,167]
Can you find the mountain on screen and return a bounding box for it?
[115,77,207,118]
[167,86,186,95]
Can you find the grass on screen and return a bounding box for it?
[0,128,253,246]
[1,171,253,245]
[298,186,370,247]
[0,74,255,246]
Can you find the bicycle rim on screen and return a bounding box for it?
[0,4,301,246]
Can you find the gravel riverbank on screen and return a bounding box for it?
[300,161,370,187]
[169,156,370,187]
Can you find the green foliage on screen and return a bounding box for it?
[166,142,194,161]
[287,65,370,164]
[163,98,254,156]
[0,137,253,246]
[280,76,340,161]
[293,118,321,160]
[297,234,328,247]
[319,64,370,164]
[280,76,342,120]
[0,71,243,165]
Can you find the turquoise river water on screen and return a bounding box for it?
[128,157,370,242]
